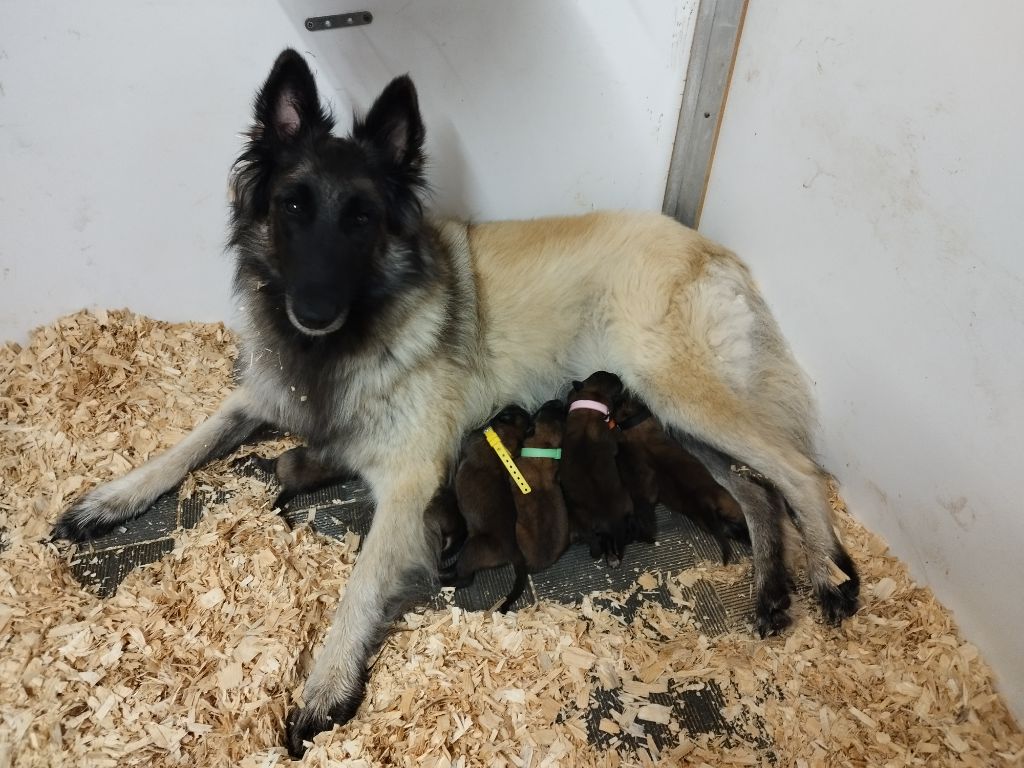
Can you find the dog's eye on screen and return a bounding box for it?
[354,213,369,226]
[284,200,303,215]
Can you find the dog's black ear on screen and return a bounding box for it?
[355,75,425,169]
[255,49,332,144]
[571,380,583,392]
[230,50,334,221]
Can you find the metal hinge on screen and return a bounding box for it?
[305,11,373,32]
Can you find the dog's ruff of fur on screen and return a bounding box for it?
[53,49,859,757]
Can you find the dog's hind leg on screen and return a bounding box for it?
[718,477,793,636]
[736,441,857,625]
[672,436,792,634]
[659,398,858,625]
[611,248,857,623]
[286,461,442,758]
[52,388,265,541]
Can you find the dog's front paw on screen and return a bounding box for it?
[285,697,361,759]
[51,492,132,542]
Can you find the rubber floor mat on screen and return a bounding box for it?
[68,458,771,755]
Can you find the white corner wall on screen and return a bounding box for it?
[699,2,1024,718]
[0,0,696,344]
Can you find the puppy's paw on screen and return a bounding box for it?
[438,565,458,586]
[716,535,734,566]
[438,567,473,589]
[271,488,299,513]
[594,530,624,568]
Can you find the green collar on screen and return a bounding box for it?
[520,447,562,460]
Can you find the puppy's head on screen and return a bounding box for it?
[530,400,566,445]
[231,50,429,338]
[569,371,624,407]
[611,391,651,424]
[491,404,532,443]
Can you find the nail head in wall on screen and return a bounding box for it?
[305,11,373,32]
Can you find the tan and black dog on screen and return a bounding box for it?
[560,371,634,566]
[55,49,860,755]
[614,393,748,564]
[441,405,532,612]
[512,400,570,572]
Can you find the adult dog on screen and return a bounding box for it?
[53,49,860,757]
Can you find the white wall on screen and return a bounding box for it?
[0,0,696,343]
[699,2,1024,718]
[0,2,312,342]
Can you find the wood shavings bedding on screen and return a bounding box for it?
[1,310,1022,767]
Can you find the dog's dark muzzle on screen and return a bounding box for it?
[293,297,339,328]
[286,291,349,335]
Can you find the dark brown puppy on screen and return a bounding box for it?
[560,371,633,567]
[512,400,570,571]
[613,393,747,563]
[610,410,660,547]
[441,405,531,612]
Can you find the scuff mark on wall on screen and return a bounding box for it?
[939,495,973,531]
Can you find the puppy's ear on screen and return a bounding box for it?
[254,49,333,144]
[354,75,425,170]
[571,380,583,392]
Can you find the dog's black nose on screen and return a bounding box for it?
[291,297,339,329]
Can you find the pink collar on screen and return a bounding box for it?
[569,399,610,418]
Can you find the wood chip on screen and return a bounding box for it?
[1,310,1022,767]
[637,704,673,725]
[637,572,659,590]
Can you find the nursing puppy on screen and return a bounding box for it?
[441,405,531,612]
[560,371,633,566]
[52,49,860,756]
[512,400,570,572]
[613,393,745,564]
